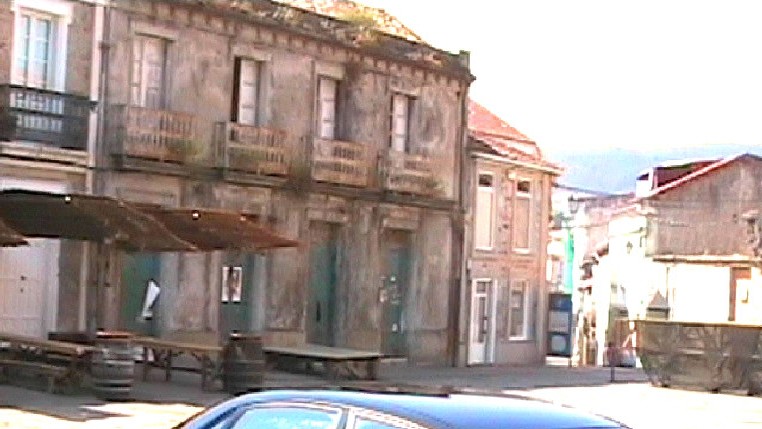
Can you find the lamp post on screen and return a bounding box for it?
[564,196,581,294]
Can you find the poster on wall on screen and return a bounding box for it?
[547,292,573,357]
[221,266,243,303]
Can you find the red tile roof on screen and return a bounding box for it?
[274,0,423,42]
[468,100,561,172]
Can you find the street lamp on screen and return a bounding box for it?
[568,196,580,215]
[563,195,580,294]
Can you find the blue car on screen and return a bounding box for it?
[175,387,628,429]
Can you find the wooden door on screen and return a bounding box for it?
[220,254,256,336]
[382,230,411,357]
[0,239,49,337]
[468,279,494,365]
[307,223,338,346]
[121,253,161,336]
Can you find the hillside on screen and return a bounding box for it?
[550,144,762,193]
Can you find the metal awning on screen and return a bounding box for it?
[136,205,299,251]
[0,218,27,247]
[0,190,298,252]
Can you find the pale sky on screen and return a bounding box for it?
[361,0,762,155]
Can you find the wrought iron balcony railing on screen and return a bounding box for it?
[0,84,92,150]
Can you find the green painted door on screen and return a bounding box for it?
[383,232,411,357]
[121,253,161,336]
[220,254,255,336]
[307,223,338,346]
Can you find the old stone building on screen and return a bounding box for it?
[459,101,561,365]
[85,0,473,364]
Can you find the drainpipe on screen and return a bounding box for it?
[78,1,106,331]
[449,52,472,367]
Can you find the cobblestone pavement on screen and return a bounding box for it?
[1,364,759,428]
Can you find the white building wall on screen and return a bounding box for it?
[667,264,730,323]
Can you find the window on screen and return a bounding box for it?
[233,58,263,126]
[230,406,342,429]
[131,35,167,109]
[390,93,413,152]
[513,179,532,251]
[317,76,339,139]
[14,11,55,89]
[509,280,529,340]
[475,173,495,250]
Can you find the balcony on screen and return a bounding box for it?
[311,138,370,187]
[380,149,439,196]
[218,122,289,176]
[109,105,203,165]
[0,84,92,150]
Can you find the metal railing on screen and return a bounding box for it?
[218,122,290,176]
[311,137,370,187]
[0,84,92,150]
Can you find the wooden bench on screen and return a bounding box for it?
[0,358,70,393]
[264,344,381,381]
[133,336,223,391]
[0,332,94,394]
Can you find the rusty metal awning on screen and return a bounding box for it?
[0,190,298,252]
[136,205,299,251]
[0,218,27,247]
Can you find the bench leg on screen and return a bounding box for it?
[366,359,379,381]
[325,361,339,381]
[165,352,172,382]
[201,357,208,391]
[142,347,150,381]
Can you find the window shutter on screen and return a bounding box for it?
[231,57,241,122]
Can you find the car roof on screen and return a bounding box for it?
[216,389,623,429]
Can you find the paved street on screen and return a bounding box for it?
[0,363,759,428]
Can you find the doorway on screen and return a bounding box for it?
[307,223,339,346]
[468,279,496,365]
[121,253,161,336]
[0,179,65,338]
[219,254,257,336]
[382,230,411,357]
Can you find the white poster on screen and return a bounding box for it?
[222,266,243,303]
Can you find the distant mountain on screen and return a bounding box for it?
[548,144,762,193]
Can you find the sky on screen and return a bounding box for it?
[360,0,762,155]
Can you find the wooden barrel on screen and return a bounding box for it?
[91,332,135,401]
[222,333,265,395]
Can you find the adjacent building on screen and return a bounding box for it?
[580,154,762,366]
[459,100,561,365]
[0,0,101,337]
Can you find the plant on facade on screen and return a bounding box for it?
[284,158,313,195]
[338,9,380,45]
[424,175,445,197]
[230,146,269,171]
[167,138,207,165]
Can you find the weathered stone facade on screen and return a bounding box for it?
[86,0,472,364]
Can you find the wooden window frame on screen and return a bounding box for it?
[508,279,530,341]
[513,178,533,253]
[475,172,496,251]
